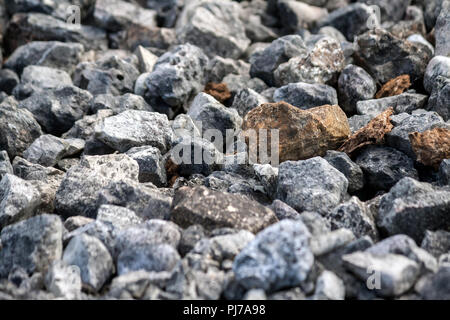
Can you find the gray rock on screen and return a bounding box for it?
[428,78,450,121]
[5,13,107,53]
[233,219,314,292]
[117,243,180,276]
[347,114,372,133]
[407,34,434,55]
[439,159,450,185]
[176,0,250,59]
[23,135,84,167]
[231,88,268,118]
[277,0,328,31]
[45,261,82,300]
[64,216,94,232]
[179,225,206,256]
[205,56,250,83]
[338,64,377,115]
[0,151,13,181]
[367,234,438,274]
[4,41,84,74]
[113,94,155,114]
[377,177,450,243]
[125,146,166,186]
[274,37,345,86]
[324,150,364,193]
[187,93,243,139]
[269,200,302,221]
[298,211,331,237]
[276,157,348,216]
[95,110,173,154]
[356,93,428,117]
[55,154,139,219]
[96,205,143,230]
[63,233,114,292]
[0,97,43,159]
[18,65,72,94]
[63,109,114,141]
[143,44,209,117]
[223,73,268,95]
[273,82,338,110]
[310,228,356,256]
[386,111,446,159]
[354,28,432,84]
[342,251,420,297]
[356,0,411,22]
[435,0,450,56]
[418,266,450,300]
[421,230,450,258]
[313,270,345,300]
[97,179,172,221]
[0,214,63,278]
[253,164,278,200]
[243,289,267,300]
[94,0,157,32]
[356,146,418,191]
[19,85,92,136]
[134,46,158,73]
[317,3,379,41]
[0,174,41,229]
[250,35,308,86]
[327,197,377,240]
[0,69,20,95]
[73,55,140,96]
[171,186,278,233]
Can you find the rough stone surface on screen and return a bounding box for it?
[0,151,13,181]
[356,93,428,117]
[45,261,82,299]
[324,151,364,193]
[375,75,411,99]
[204,83,232,104]
[409,128,450,170]
[273,82,338,110]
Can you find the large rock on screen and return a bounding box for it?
[233,219,314,292]
[428,79,450,121]
[276,157,348,215]
[338,64,377,115]
[0,174,41,229]
[324,150,364,193]
[0,97,43,159]
[4,41,84,75]
[143,44,209,117]
[171,186,278,233]
[354,29,432,84]
[435,0,450,56]
[125,146,166,186]
[273,82,338,110]
[19,86,92,136]
[62,234,114,292]
[0,214,63,278]
[94,110,173,154]
[242,102,350,163]
[377,177,450,243]
[54,154,139,219]
[176,0,250,59]
[356,93,428,117]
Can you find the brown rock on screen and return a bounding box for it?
[204,82,232,103]
[409,128,450,170]
[242,102,350,163]
[171,186,278,233]
[338,108,394,155]
[375,75,411,99]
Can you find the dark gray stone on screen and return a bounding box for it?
[126,146,166,186]
[419,266,450,300]
[356,93,428,117]
[421,230,450,258]
[428,78,450,121]
[231,88,268,118]
[424,56,450,94]
[269,200,302,221]
[0,151,13,181]
[273,82,338,110]
[356,0,411,22]
[435,0,450,56]
[439,159,450,185]
[0,69,20,95]
[324,150,364,193]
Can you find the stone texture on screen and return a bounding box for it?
[96,205,143,230]
[421,230,450,259]
[356,93,428,117]
[435,0,450,56]
[375,75,411,99]
[273,82,338,110]
[0,151,13,181]
[45,261,82,300]
[125,146,167,186]
[242,102,350,163]
[276,157,348,215]
[409,128,450,170]
[171,186,277,233]
[204,83,232,104]
[324,151,364,193]
[233,219,313,292]
[231,88,268,118]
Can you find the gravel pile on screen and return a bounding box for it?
[0,0,449,300]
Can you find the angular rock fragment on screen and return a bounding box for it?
[233,219,313,292]
[203,83,231,103]
[63,234,114,292]
[45,261,82,300]
[313,270,345,300]
[125,146,166,186]
[95,110,173,154]
[435,0,450,56]
[273,82,338,110]
[421,230,450,259]
[354,29,432,84]
[0,69,20,95]
[356,93,428,117]
[427,78,450,121]
[310,228,356,256]
[277,0,328,31]
[419,267,450,300]
[439,159,450,185]
[342,252,420,297]
[171,186,277,233]
[54,154,139,219]
[231,88,268,118]
[324,151,364,193]
[276,157,348,215]
[338,108,394,155]
[356,0,411,22]
[377,177,450,242]
[96,205,143,230]
[355,146,418,191]
[375,75,411,99]
[0,174,41,229]
[424,56,450,94]
[0,151,13,181]
[176,0,250,59]
[243,102,350,163]
[19,65,72,93]
[0,214,63,278]
[409,128,450,170]
[337,64,377,115]
[143,44,209,117]
[0,97,43,159]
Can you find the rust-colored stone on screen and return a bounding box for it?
[242,102,350,163]
[204,82,232,103]
[409,128,450,170]
[165,157,180,187]
[375,75,411,99]
[338,108,394,155]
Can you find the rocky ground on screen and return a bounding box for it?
[0,0,450,300]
